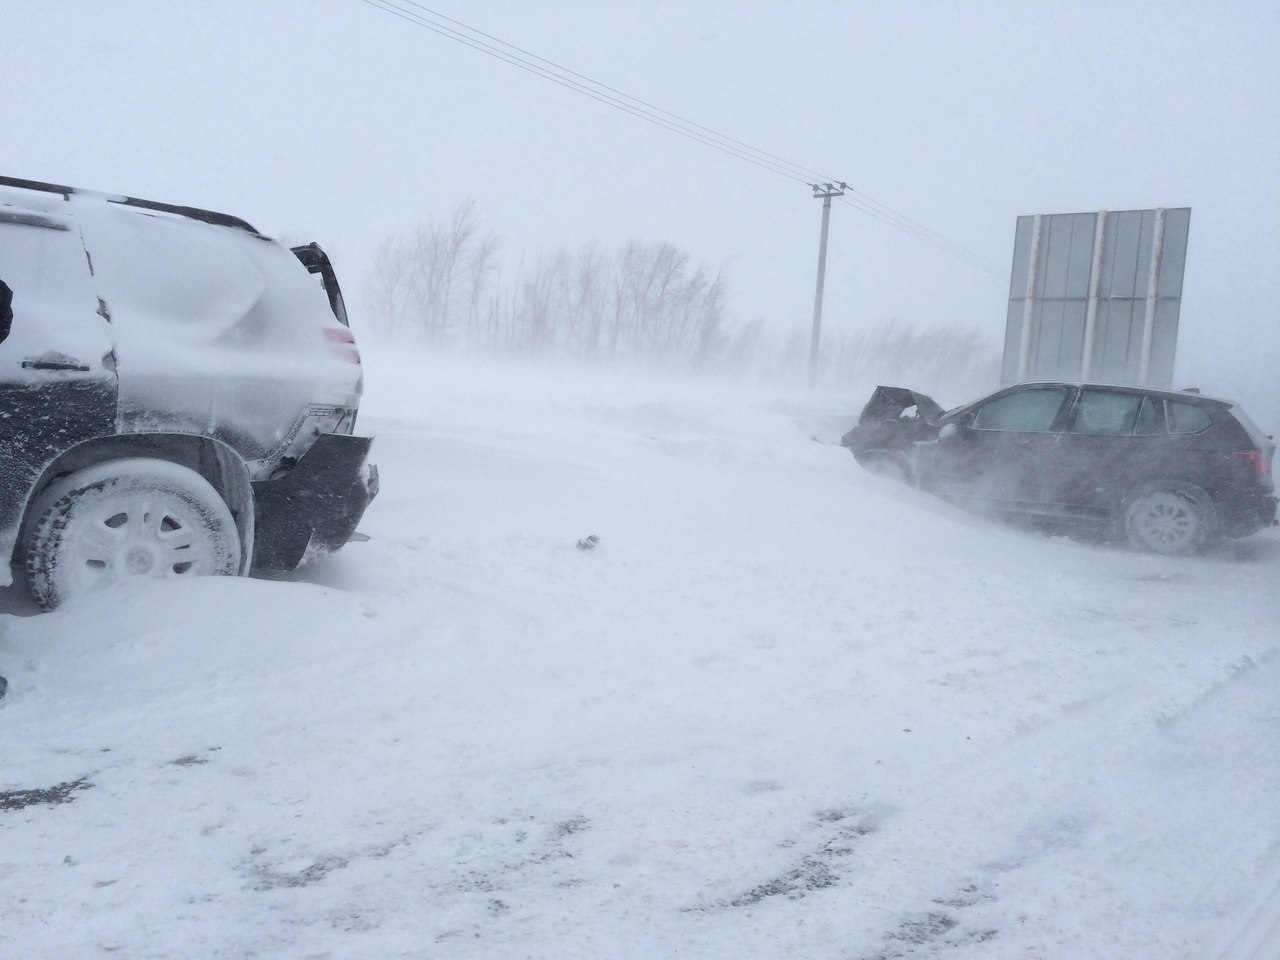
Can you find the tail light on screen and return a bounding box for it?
[324,326,361,364]
[1234,449,1271,477]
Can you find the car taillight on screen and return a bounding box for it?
[1234,449,1270,477]
[324,326,361,364]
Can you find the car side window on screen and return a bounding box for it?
[1167,401,1212,434]
[1071,390,1142,436]
[1132,396,1164,435]
[971,387,1070,433]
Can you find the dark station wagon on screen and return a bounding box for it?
[842,381,1277,554]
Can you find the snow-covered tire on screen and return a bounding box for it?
[23,459,241,610]
[1121,481,1217,556]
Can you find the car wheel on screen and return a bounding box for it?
[24,458,241,609]
[855,450,915,486]
[1121,482,1217,556]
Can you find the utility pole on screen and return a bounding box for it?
[808,181,847,386]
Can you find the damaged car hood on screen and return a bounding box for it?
[840,385,946,455]
[858,386,945,424]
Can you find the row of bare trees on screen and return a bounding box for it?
[363,202,999,387]
[367,201,497,343]
[366,202,726,367]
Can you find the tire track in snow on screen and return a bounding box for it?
[1158,650,1280,960]
[1212,853,1280,960]
[846,637,1280,957]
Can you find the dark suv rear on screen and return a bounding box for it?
[842,381,1277,554]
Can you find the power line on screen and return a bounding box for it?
[396,1,836,185]
[838,194,1006,277]
[358,0,808,181]
[357,0,1005,278]
[371,0,824,183]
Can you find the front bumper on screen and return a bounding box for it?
[250,432,378,573]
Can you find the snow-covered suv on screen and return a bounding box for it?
[0,176,378,608]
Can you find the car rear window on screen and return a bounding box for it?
[1133,396,1164,435]
[1167,401,1212,434]
[1071,390,1142,436]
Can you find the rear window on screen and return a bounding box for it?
[1071,390,1142,436]
[1167,401,1212,435]
[1133,396,1165,435]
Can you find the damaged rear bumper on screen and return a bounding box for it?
[250,433,378,573]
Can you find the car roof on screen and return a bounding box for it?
[1011,380,1235,407]
[0,175,262,236]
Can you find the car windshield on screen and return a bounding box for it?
[939,399,979,421]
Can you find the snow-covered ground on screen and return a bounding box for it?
[3,347,1278,959]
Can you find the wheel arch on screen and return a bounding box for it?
[16,434,255,575]
[1115,475,1218,521]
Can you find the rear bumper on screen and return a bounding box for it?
[250,433,378,573]
[1219,492,1278,539]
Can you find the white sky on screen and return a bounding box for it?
[4,1,1277,415]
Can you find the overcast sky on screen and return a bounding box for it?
[5,1,1277,415]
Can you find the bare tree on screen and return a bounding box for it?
[367,234,413,337]
[365,200,481,342]
[366,210,740,371]
[513,250,566,353]
[563,243,608,358]
[465,229,501,348]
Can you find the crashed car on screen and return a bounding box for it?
[842,381,1277,555]
[1,176,378,608]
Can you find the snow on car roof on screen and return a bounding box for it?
[0,175,261,235]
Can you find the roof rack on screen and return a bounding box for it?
[0,175,263,236]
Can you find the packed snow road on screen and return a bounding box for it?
[2,347,1278,959]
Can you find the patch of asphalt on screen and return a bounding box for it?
[859,883,999,959]
[0,777,93,811]
[696,807,879,910]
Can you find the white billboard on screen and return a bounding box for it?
[1003,208,1190,388]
